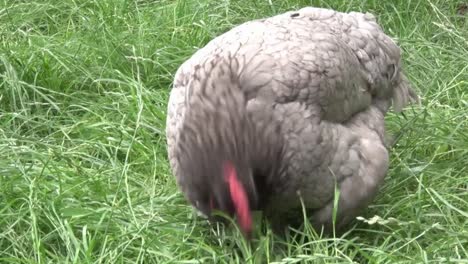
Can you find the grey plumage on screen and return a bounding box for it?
[166,7,418,234]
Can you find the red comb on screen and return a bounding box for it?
[223,162,252,235]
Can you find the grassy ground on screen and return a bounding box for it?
[1,0,467,263]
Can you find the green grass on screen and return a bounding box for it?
[1,0,467,262]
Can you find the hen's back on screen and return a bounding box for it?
[172,7,416,125]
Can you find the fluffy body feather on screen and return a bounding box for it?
[166,7,418,234]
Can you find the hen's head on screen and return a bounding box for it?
[176,116,259,236]
[174,82,261,236]
[173,60,283,237]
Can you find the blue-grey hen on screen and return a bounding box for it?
[166,7,418,236]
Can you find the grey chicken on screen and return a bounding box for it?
[166,7,418,236]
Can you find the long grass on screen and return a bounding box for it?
[1,0,467,263]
